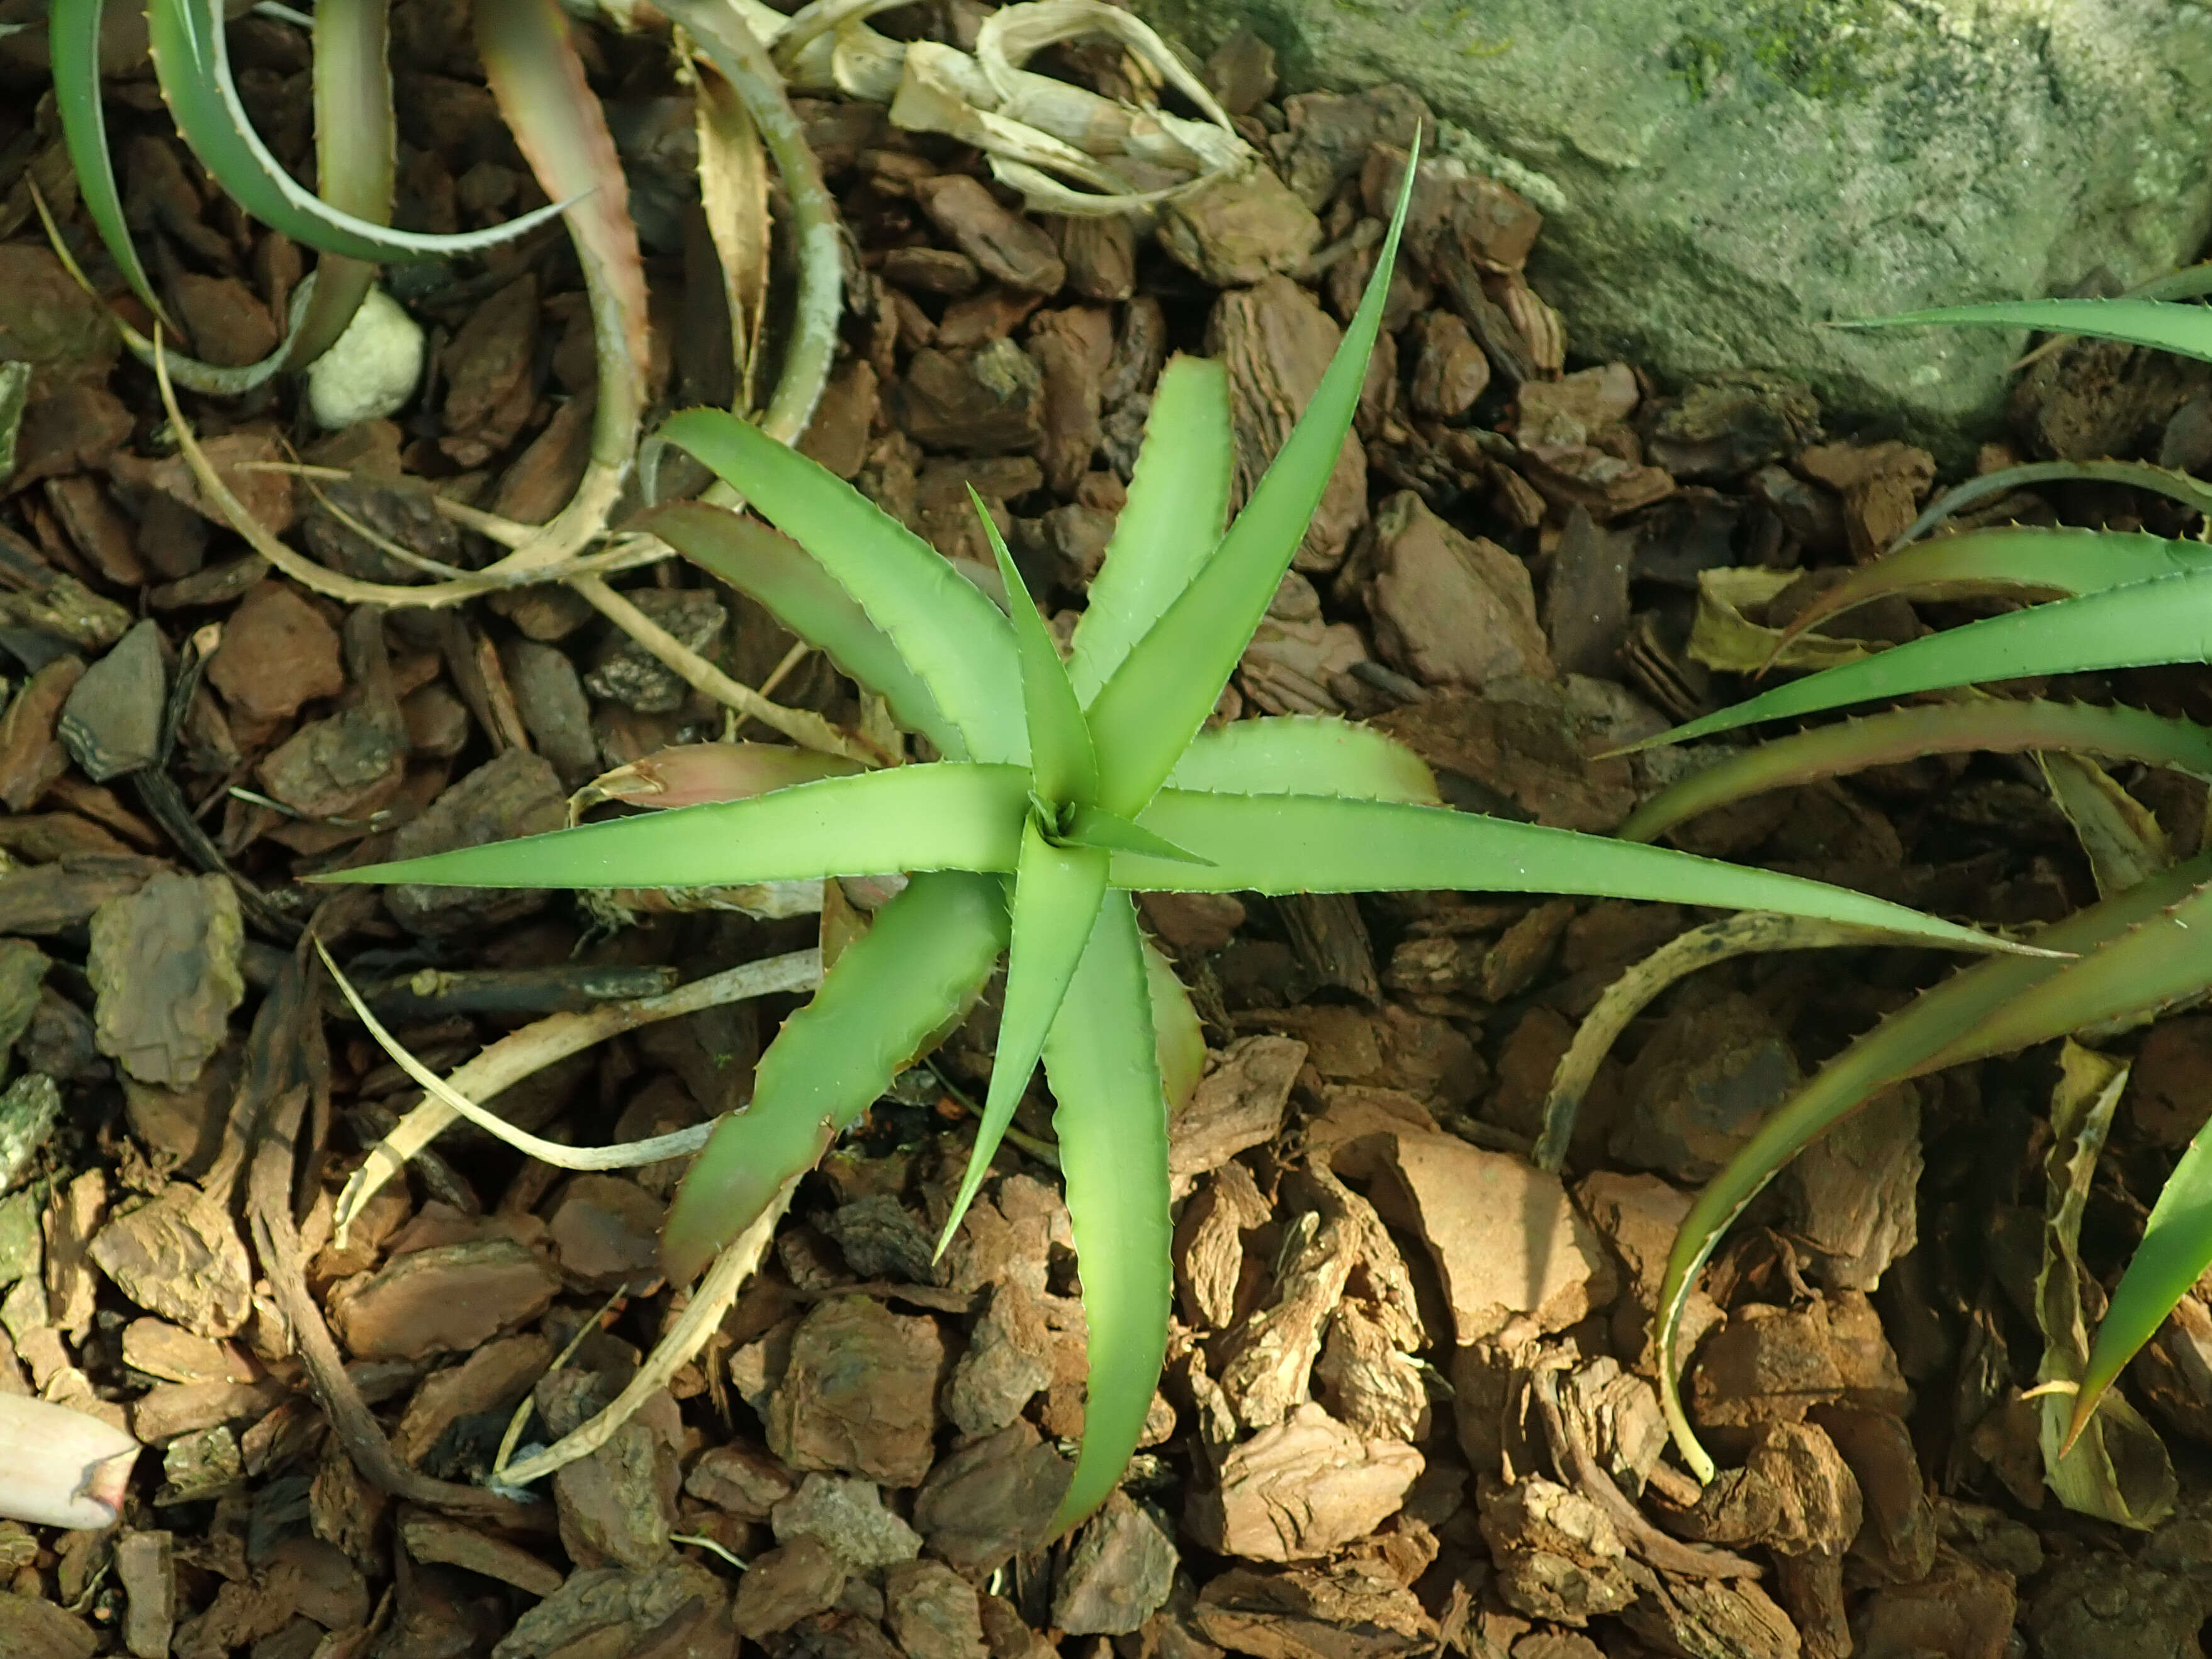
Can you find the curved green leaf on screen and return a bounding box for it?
[976,488,1093,807]
[147,0,570,262]
[333,763,1030,889]
[1890,461,2212,555]
[1166,716,1439,803]
[641,502,967,760]
[1771,525,2212,655]
[1086,139,1419,816]
[1634,566,2212,751]
[1043,892,1171,1530]
[939,826,1111,1252]
[1068,354,1232,704]
[2074,1115,2212,1451]
[657,407,1028,764]
[1620,699,2212,845]
[1111,791,2048,958]
[1654,851,2212,1481]
[1841,298,2212,363]
[50,0,170,327]
[661,870,1009,1281]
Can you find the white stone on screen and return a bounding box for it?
[301,284,424,429]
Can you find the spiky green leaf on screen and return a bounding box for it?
[1043,892,1171,1531]
[642,503,968,760]
[658,407,1028,763]
[51,0,170,327]
[661,871,1008,1281]
[334,763,1030,889]
[1620,699,2212,845]
[1084,142,1419,816]
[1843,298,2212,363]
[1635,566,2212,750]
[938,826,1111,1252]
[1111,791,2045,958]
[1165,716,1439,803]
[1770,526,2212,655]
[1891,462,2212,554]
[1068,354,1233,704]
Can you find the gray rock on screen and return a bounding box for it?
[584,589,726,714]
[1126,0,2212,459]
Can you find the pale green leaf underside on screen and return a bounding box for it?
[940,828,1111,1253]
[643,502,967,760]
[1642,567,2212,749]
[1068,354,1233,706]
[147,0,566,262]
[1114,791,2039,957]
[1044,892,1171,1530]
[1844,298,2212,364]
[1166,716,1439,803]
[340,764,1031,889]
[661,872,1008,1282]
[1086,141,1419,817]
[658,407,1028,765]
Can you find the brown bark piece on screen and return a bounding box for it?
[733,1536,848,1640]
[1157,167,1322,289]
[1374,682,1636,833]
[1611,991,1801,1184]
[893,340,1048,454]
[1053,1492,1178,1636]
[116,1530,175,1659]
[86,871,243,1089]
[0,658,85,812]
[684,1440,796,1520]
[945,1281,1053,1436]
[1690,1296,1912,1438]
[547,1174,665,1291]
[400,1509,564,1597]
[1408,312,1490,419]
[109,428,299,537]
[911,1423,1067,1572]
[1194,1562,1435,1659]
[491,1560,736,1659]
[1028,306,1113,495]
[440,275,539,466]
[1169,1035,1305,1186]
[327,1239,561,1360]
[393,1333,555,1466]
[1371,1133,1614,1346]
[383,749,568,936]
[1478,1476,1639,1626]
[554,1415,678,1571]
[90,1182,253,1337]
[1210,276,1366,572]
[768,1294,945,1487]
[1187,1403,1423,1561]
[915,176,1066,295]
[0,1592,99,1659]
[886,1558,992,1659]
[1173,1162,1271,1332]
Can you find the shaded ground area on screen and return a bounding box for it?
[4,8,2212,1659]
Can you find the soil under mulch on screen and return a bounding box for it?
[5,6,2212,1658]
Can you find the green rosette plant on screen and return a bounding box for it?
[334,152,2031,1529]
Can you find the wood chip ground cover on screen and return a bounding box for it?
[0,16,2209,1659]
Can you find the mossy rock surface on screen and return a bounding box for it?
[1130,0,2212,461]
